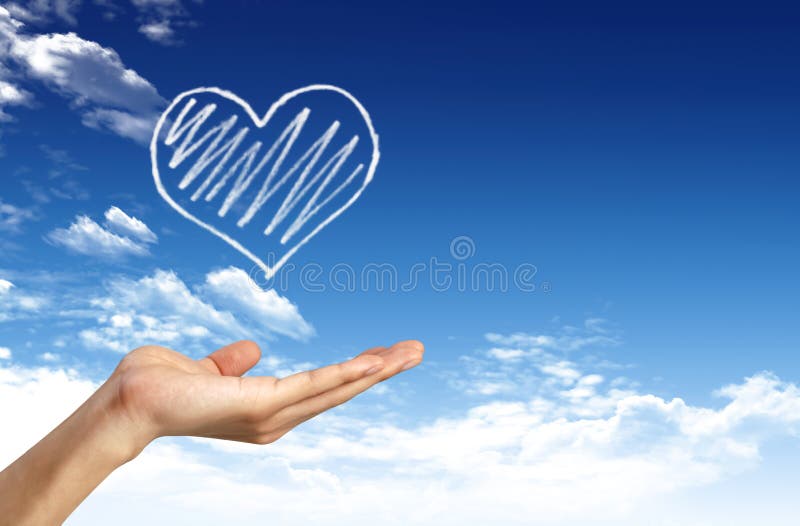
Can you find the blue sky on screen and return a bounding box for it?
[1,1,800,524]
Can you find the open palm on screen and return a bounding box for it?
[110,339,424,445]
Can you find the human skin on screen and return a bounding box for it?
[0,339,424,525]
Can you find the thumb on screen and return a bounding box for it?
[199,340,262,376]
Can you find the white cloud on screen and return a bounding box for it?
[202,267,315,342]
[0,7,166,143]
[0,78,32,121]
[78,267,313,354]
[185,371,800,525]
[79,269,245,353]
[486,347,530,361]
[129,0,194,46]
[9,31,161,112]
[0,363,97,470]
[80,107,161,144]
[104,206,157,244]
[449,321,627,402]
[0,347,11,359]
[485,319,620,352]
[138,19,174,45]
[39,351,60,362]
[539,360,581,383]
[2,356,800,525]
[485,332,555,348]
[0,277,47,321]
[0,199,37,233]
[0,79,31,104]
[47,214,152,258]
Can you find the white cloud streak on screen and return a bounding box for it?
[0,199,37,232]
[4,1,82,26]
[0,277,48,321]
[138,19,174,44]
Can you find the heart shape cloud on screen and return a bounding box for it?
[150,85,379,279]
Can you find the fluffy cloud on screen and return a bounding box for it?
[9,32,160,111]
[2,353,800,525]
[46,206,156,259]
[104,206,158,244]
[0,78,32,121]
[0,347,11,359]
[0,6,166,143]
[80,269,246,352]
[122,373,800,524]
[0,264,313,358]
[202,267,315,341]
[78,267,314,354]
[0,363,97,470]
[47,214,152,258]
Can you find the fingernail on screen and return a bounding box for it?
[364,363,384,376]
[400,359,419,371]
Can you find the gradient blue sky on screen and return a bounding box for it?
[1,1,800,524]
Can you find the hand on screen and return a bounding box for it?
[0,340,424,525]
[110,339,424,450]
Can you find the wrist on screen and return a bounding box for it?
[0,374,156,525]
[87,377,155,465]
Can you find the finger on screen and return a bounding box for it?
[199,340,262,376]
[272,340,424,426]
[272,353,386,406]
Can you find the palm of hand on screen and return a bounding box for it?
[109,340,423,446]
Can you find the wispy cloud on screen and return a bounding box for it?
[138,19,174,44]
[0,277,48,321]
[12,145,91,203]
[130,0,195,45]
[450,319,625,399]
[4,1,82,26]
[39,144,87,176]
[0,199,37,233]
[485,318,620,352]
